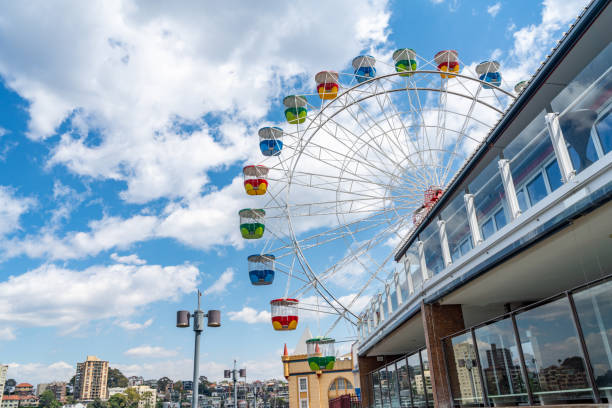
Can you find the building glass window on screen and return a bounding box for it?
[481,218,495,241]
[545,159,563,192]
[515,296,593,404]
[387,363,400,408]
[493,207,506,231]
[372,371,382,408]
[407,352,427,408]
[469,158,507,245]
[421,222,444,276]
[380,367,391,408]
[420,350,433,407]
[474,318,529,405]
[445,332,484,406]
[526,172,548,206]
[396,359,411,408]
[516,189,528,213]
[573,280,612,402]
[441,193,472,263]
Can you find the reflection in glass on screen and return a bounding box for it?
[396,359,411,408]
[545,160,562,191]
[441,193,472,262]
[421,222,444,276]
[469,159,506,245]
[481,218,495,241]
[515,297,593,404]
[420,350,434,407]
[493,208,506,230]
[372,370,382,408]
[387,363,400,408]
[562,109,599,172]
[516,189,528,213]
[475,318,529,405]
[596,112,611,154]
[573,280,612,402]
[526,172,548,206]
[380,367,391,408]
[446,333,483,406]
[408,352,427,408]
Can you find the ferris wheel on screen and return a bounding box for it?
[238,49,516,352]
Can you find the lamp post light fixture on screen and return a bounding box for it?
[224,360,246,408]
[177,290,221,408]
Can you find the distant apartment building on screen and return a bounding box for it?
[37,382,67,402]
[132,385,157,408]
[0,365,7,406]
[128,377,144,387]
[15,383,34,396]
[74,356,109,401]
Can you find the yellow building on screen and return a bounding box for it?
[74,355,109,401]
[282,328,357,408]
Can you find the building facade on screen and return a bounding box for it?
[1,395,39,408]
[132,385,157,408]
[15,384,33,396]
[355,0,612,407]
[282,329,356,408]
[0,365,7,406]
[74,356,109,401]
[37,382,67,402]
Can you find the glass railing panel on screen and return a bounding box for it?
[468,158,508,241]
[420,221,444,276]
[390,289,398,313]
[515,297,593,405]
[573,279,612,403]
[404,244,422,293]
[474,318,529,405]
[445,332,484,406]
[441,192,472,263]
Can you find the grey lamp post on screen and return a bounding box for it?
[177,290,221,408]
[224,361,246,408]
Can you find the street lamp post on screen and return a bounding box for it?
[177,290,221,408]
[224,361,246,408]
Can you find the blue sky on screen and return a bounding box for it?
[0,0,590,384]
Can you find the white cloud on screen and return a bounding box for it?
[7,361,74,384]
[227,307,271,324]
[487,2,501,17]
[203,267,235,295]
[0,186,34,237]
[111,252,146,265]
[0,127,7,137]
[0,0,391,203]
[0,262,199,329]
[0,327,16,340]
[116,318,154,330]
[124,345,178,358]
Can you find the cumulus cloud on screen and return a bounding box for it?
[0,327,16,340]
[111,253,147,265]
[124,345,178,358]
[487,2,501,17]
[0,0,391,203]
[116,318,154,330]
[227,307,271,324]
[203,267,235,295]
[0,186,34,237]
[7,361,74,384]
[0,262,199,329]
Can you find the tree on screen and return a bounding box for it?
[107,368,129,388]
[65,395,76,405]
[39,390,61,408]
[88,398,108,408]
[157,377,172,394]
[69,376,76,386]
[125,388,141,408]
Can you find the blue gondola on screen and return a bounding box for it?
[476,61,502,89]
[258,127,284,156]
[248,254,275,285]
[352,55,376,83]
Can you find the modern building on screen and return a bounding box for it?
[37,382,67,402]
[282,328,356,408]
[355,0,612,407]
[0,365,7,406]
[74,356,109,401]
